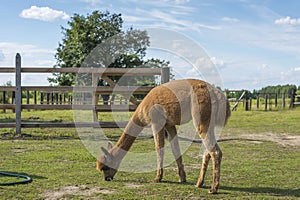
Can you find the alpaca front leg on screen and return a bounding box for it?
[196,150,211,188]
[152,129,165,183]
[209,144,222,194]
[166,126,186,183]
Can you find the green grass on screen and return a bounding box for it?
[224,108,300,135]
[0,108,300,199]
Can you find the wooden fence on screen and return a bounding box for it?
[227,90,298,111]
[0,54,170,134]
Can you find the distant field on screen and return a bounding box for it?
[0,108,300,199]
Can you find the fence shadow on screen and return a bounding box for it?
[0,132,78,140]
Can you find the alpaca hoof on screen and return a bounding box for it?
[195,181,204,188]
[179,177,186,183]
[195,184,204,188]
[208,189,218,194]
[179,179,186,183]
[152,178,161,183]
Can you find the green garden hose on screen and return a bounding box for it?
[0,171,32,186]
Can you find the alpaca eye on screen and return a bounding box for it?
[102,165,109,171]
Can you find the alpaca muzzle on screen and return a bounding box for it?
[105,176,113,181]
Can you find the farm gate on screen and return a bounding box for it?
[0,54,170,134]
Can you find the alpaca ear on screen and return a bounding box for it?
[101,147,112,161]
[101,147,109,156]
[107,142,113,150]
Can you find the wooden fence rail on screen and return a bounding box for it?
[0,54,170,134]
[227,90,297,111]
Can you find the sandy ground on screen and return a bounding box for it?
[42,185,116,200]
[238,132,300,148]
[42,183,144,199]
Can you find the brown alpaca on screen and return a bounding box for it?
[96,79,230,194]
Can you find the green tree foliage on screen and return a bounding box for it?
[48,11,123,86]
[0,81,13,102]
[253,84,297,97]
[225,89,245,99]
[49,11,169,86]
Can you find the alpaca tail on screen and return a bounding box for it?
[214,89,231,128]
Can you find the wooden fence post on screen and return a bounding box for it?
[264,95,268,111]
[92,73,99,123]
[245,90,249,111]
[12,91,15,113]
[161,67,170,84]
[15,53,22,135]
[40,92,44,104]
[34,91,37,105]
[2,91,6,113]
[26,90,30,111]
[282,93,285,109]
[256,96,260,110]
[289,89,296,109]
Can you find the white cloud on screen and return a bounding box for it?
[222,17,239,23]
[81,0,104,6]
[0,50,4,61]
[210,57,226,69]
[122,14,153,23]
[275,16,300,25]
[294,67,300,71]
[134,9,221,32]
[174,0,190,4]
[0,42,55,67]
[256,63,269,71]
[0,42,55,86]
[20,6,70,22]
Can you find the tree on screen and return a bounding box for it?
[49,11,169,86]
[254,84,297,98]
[0,81,13,103]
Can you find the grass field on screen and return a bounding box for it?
[0,108,300,199]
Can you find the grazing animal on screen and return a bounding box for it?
[96,79,230,194]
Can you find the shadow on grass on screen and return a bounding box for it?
[116,178,196,186]
[0,132,78,140]
[117,178,299,198]
[0,171,47,180]
[220,185,300,198]
[0,171,47,187]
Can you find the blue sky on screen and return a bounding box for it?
[0,0,300,90]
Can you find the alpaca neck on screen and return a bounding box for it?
[110,116,144,160]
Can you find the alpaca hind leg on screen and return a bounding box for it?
[166,126,186,183]
[197,126,221,193]
[209,143,222,194]
[196,149,211,187]
[152,125,165,183]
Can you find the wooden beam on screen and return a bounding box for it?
[0,67,163,76]
[19,104,137,111]
[0,121,128,128]
[0,86,153,93]
[0,104,16,109]
[0,68,15,73]
[13,67,162,75]
[0,86,15,91]
[101,75,140,105]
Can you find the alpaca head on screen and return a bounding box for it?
[96,142,118,181]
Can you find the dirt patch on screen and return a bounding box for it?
[11,147,28,153]
[239,132,300,148]
[124,183,143,189]
[42,185,116,199]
